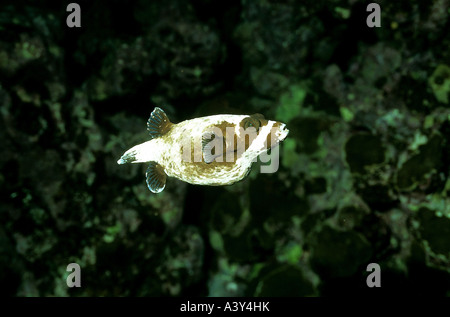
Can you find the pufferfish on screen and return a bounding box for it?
[117,107,289,193]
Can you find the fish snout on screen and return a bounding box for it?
[278,123,289,141]
[263,122,289,150]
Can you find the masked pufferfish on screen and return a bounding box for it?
[117,107,289,193]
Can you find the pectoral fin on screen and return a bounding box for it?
[146,162,166,193]
[202,132,226,163]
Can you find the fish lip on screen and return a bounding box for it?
[278,123,289,141]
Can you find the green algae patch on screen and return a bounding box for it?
[276,242,303,265]
[396,134,443,191]
[276,83,307,123]
[428,64,450,104]
[415,207,450,257]
[281,138,300,169]
[340,106,354,122]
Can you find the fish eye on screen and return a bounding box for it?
[244,118,261,131]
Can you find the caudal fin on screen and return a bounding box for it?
[117,150,137,164]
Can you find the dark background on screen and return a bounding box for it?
[1,0,449,297]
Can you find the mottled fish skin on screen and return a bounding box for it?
[117,108,289,192]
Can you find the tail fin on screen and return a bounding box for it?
[117,150,137,164]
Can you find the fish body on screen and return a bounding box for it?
[117,108,289,193]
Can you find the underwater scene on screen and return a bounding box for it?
[1,0,449,298]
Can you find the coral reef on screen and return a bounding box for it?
[1,0,449,296]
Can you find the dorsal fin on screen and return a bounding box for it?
[146,161,166,193]
[147,107,173,140]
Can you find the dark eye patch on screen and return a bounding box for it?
[240,113,268,131]
[242,117,261,131]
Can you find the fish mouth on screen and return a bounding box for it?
[278,123,289,142]
[265,123,289,152]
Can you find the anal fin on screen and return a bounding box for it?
[146,162,167,193]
